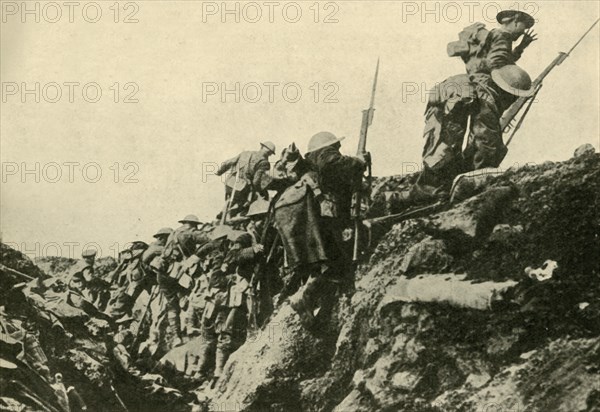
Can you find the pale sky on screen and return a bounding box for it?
[1,0,599,259]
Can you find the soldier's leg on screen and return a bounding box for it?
[464,100,506,170]
[213,308,232,381]
[157,271,182,346]
[415,105,469,197]
[188,311,218,381]
[215,307,247,378]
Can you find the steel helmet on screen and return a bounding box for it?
[496,10,535,28]
[153,227,173,238]
[246,198,271,217]
[82,249,97,258]
[491,65,534,97]
[306,131,345,154]
[260,141,276,155]
[179,214,201,225]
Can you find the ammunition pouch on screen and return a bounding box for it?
[168,255,201,290]
[228,276,250,308]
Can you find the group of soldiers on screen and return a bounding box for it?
[65,9,539,387]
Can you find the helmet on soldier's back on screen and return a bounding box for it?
[491,65,534,97]
[306,131,345,153]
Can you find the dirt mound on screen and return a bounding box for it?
[204,148,600,411]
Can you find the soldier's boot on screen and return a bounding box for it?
[211,348,229,389]
[167,310,183,348]
[290,276,322,328]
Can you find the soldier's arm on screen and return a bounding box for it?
[196,240,220,258]
[231,247,259,264]
[216,154,240,176]
[321,149,365,178]
[142,246,162,266]
[252,158,273,193]
[486,30,517,70]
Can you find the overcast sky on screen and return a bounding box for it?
[1,0,599,259]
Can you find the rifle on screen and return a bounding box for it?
[247,202,278,334]
[500,18,599,145]
[220,172,241,225]
[364,200,446,230]
[352,59,379,262]
[0,263,35,281]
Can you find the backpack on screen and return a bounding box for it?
[447,23,490,62]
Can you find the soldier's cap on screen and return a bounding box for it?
[497,10,535,28]
[246,198,271,217]
[260,141,276,155]
[179,214,201,225]
[130,241,148,250]
[306,131,345,154]
[82,249,97,258]
[115,314,135,324]
[153,227,174,238]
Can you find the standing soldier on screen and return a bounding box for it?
[158,215,209,348]
[448,9,537,74]
[192,230,230,381]
[68,249,98,305]
[405,65,534,203]
[212,232,264,387]
[215,141,276,218]
[290,132,366,326]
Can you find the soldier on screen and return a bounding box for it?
[447,10,537,75]
[290,132,366,326]
[158,215,210,348]
[68,249,97,304]
[245,197,281,325]
[142,227,173,271]
[212,232,264,386]
[192,230,231,381]
[215,141,276,218]
[406,65,534,203]
[105,241,150,319]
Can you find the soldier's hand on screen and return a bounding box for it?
[253,244,265,253]
[357,152,371,166]
[520,29,538,48]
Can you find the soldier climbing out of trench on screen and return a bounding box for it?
[448,9,537,76]
[396,65,535,208]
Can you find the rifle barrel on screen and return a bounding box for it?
[566,18,599,56]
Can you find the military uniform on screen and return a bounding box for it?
[216,142,275,217]
[457,26,527,75]
[157,217,209,346]
[194,239,229,380]
[415,71,522,197]
[304,138,365,274]
[68,250,109,309]
[211,234,261,382]
[449,10,535,75]
[289,132,365,327]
